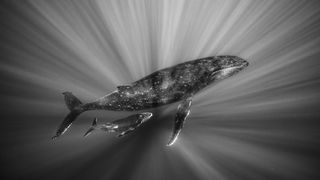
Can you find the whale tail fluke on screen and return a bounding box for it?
[52,92,84,139]
[84,118,98,137]
[63,91,83,111]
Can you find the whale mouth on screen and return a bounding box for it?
[219,67,240,76]
[221,60,249,74]
[209,61,248,81]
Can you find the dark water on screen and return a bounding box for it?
[1,0,320,179]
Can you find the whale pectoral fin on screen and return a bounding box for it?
[117,85,134,94]
[167,97,192,146]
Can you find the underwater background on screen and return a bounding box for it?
[1,0,320,179]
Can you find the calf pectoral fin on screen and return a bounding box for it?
[167,98,192,146]
[117,128,135,138]
[116,112,153,138]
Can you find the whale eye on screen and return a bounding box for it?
[209,66,219,72]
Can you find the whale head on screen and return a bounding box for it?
[208,56,249,81]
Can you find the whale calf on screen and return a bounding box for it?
[84,112,153,137]
[53,56,249,145]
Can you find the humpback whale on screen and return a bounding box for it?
[84,112,153,137]
[53,56,249,146]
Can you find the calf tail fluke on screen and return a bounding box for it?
[84,118,98,137]
[52,92,84,139]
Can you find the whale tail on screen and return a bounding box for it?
[84,118,98,137]
[52,92,84,139]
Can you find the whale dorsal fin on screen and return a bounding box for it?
[117,85,134,94]
[167,97,193,146]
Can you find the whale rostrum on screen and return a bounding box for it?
[53,56,249,146]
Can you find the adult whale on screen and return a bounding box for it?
[53,56,249,146]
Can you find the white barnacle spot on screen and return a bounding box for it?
[161,96,170,103]
[98,101,104,106]
[161,79,173,89]
[135,87,152,95]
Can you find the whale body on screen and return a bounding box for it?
[53,56,249,146]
